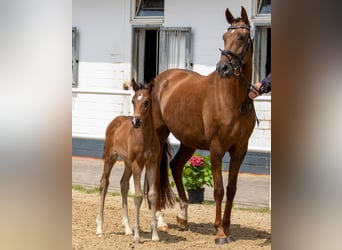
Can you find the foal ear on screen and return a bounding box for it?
[225,8,235,24]
[148,79,154,93]
[240,6,250,26]
[132,78,139,92]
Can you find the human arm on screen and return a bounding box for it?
[248,73,271,99]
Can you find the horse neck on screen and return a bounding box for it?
[211,66,252,103]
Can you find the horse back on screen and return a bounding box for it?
[104,116,133,161]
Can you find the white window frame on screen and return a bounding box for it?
[72,27,79,87]
[130,0,164,25]
[251,0,271,85]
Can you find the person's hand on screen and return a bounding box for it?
[248,82,262,99]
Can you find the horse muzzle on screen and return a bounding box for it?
[131,116,142,128]
[216,62,233,78]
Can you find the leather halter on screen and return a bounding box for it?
[219,25,251,77]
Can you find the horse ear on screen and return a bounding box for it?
[240,6,250,26]
[225,8,235,24]
[132,78,139,92]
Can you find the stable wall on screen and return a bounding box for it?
[72,0,271,174]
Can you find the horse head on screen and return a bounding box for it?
[131,79,154,128]
[216,6,253,78]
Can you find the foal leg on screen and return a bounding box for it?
[121,162,133,235]
[170,144,195,229]
[146,164,159,241]
[96,154,117,236]
[132,162,143,243]
[156,211,168,232]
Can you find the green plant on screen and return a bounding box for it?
[182,154,213,190]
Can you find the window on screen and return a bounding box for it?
[131,27,192,84]
[251,0,271,87]
[257,0,271,14]
[131,0,164,23]
[135,0,164,17]
[158,27,192,73]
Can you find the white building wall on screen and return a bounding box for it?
[72,0,271,151]
[72,0,132,137]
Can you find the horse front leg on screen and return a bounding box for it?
[121,162,133,235]
[96,154,117,236]
[222,147,247,242]
[170,144,195,229]
[210,150,227,245]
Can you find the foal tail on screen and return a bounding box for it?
[144,140,175,209]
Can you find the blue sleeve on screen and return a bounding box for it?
[260,73,271,94]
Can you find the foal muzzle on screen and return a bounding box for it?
[131,116,142,128]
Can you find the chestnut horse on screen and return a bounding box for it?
[152,7,256,244]
[96,80,174,243]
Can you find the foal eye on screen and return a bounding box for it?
[144,100,149,106]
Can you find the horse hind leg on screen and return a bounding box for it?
[121,162,133,235]
[96,153,118,236]
[170,143,195,229]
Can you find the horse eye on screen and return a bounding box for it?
[131,100,134,105]
[144,100,149,106]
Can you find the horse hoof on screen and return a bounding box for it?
[157,225,168,232]
[227,235,234,242]
[176,216,187,229]
[215,237,228,245]
[97,234,103,238]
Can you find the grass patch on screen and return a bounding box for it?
[234,206,270,213]
[199,200,269,213]
[72,184,99,194]
[72,184,121,196]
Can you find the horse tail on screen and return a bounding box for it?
[158,140,175,208]
[143,140,175,209]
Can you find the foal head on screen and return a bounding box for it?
[131,79,153,128]
[216,6,252,78]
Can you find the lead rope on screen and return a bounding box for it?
[239,74,260,126]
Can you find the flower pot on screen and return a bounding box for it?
[187,187,205,204]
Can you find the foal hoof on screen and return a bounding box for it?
[176,216,187,229]
[157,225,168,232]
[215,237,228,245]
[133,239,143,244]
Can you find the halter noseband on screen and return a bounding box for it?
[219,25,251,77]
